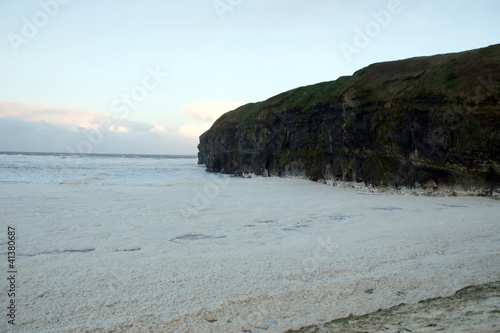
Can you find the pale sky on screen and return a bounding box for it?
[0,0,499,154]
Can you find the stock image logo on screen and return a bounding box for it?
[340,0,403,63]
[213,0,243,21]
[8,0,72,52]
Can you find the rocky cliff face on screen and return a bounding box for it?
[198,44,500,193]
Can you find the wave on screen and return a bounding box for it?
[0,151,197,159]
[0,152,201,184]
[58,177,105,185]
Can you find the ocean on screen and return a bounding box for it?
[0,152,204,185]
[1,151,499,332]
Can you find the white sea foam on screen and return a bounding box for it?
[1,165,499,332]
[1,154,499,331]
[0,152,200,185]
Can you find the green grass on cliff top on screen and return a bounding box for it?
[210,76,351,129]
[206,44,500,134]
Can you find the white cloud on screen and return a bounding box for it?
[0,100,150,135]
[0,100,99,130]
[181,101,244,122]
[177,100,245,139]
[112,126,129,133]
[0,116,197,155]
[150,123,169,134]
[80,122,100,130]
[0,99,246,154]
[178,123,212,138]
[0,101,199,154]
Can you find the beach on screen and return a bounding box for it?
[288,280,500,332]
[1,171,499,332]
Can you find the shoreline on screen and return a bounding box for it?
[325,179,500,199]
[288,280,500,332]
[3,179,500,332]
[237,172,500,199]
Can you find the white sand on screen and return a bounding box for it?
[1,177,499,332]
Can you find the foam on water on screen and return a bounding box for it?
[0,152,205,185]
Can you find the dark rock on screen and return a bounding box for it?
[198,44,500,193]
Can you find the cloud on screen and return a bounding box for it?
[181,101,244,122]
[178,123,212,138]
[0,100,151,135]
[0,100,100,130]
[178,100,245,139]
[0,117,78,153]
[0,101,199,154]
[80,122,100,130]
[0,99,245,154]
[110,125,129,133]
[150,123,169,134]
[0,116,197,155]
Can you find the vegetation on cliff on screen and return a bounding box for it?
[198,44,500,193]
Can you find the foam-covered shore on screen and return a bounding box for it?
[1,176,499,332]
[322,178,500,199]
[289,280,500,332]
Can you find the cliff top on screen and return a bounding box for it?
[204,44,500,136]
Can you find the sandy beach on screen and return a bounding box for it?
[1,176,499,332]
[288,280,500,332]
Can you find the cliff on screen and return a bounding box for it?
[198,44,500,193]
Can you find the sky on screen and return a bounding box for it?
[0,0,499,155]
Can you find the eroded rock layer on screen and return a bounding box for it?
[198,44,500,192]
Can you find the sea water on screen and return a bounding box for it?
[0,152,204,185]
